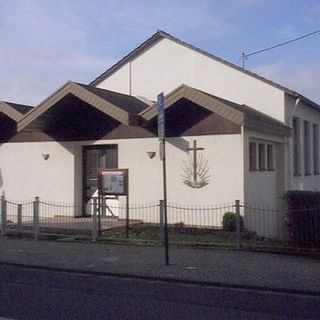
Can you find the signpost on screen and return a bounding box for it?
[98,169,129,238]
[157,92,169,266]
[157,92,165,141]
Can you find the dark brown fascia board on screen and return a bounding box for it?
[0,102,24,122]
[17,81,131,132]
[140,84,291,137]
[90,30,320,110]
[140,84,244,126]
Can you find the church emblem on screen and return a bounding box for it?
[182,140,210,188]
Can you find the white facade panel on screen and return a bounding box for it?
[98,38,285,121]
[0,141,75,203]
[0,134,244,208]
[285,95,320,191]
[81,134,244,207]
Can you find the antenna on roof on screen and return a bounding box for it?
[241,52,247,69]
[240,28,320,69]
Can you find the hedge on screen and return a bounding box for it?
[284,191,320,249]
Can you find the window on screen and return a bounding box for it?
[313,124,319,174]
[304,121,311,175]
[258,144,266,170]
[250,141,275,172]
[84,145,118,189]
[249,142,257,171]
[293,117,301,175]
[267,144,274,170]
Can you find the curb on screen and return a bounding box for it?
[1,260,320,297]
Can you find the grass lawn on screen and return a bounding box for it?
[101,222,282,249]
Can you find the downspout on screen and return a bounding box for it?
[129,60,132,96]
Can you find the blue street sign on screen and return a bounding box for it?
[157,92,165,140]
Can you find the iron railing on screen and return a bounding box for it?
[1,195,319,250]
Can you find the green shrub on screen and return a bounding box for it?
[284,191,320,248]
[222,211,244,232]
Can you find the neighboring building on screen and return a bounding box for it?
[0,30,319,237]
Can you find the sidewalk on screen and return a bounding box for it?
[0,238,319,295]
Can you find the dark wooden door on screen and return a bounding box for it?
[82,145,118,215]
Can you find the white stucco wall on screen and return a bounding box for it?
[77,134,244,206]
[0,141,75,203]
[243,131,285,208]
[84,134,244,226]
[243,130,286,238]
[97,38,285,122]
[0,134,244,223]
[285,95,320,191]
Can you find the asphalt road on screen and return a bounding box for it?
[0,265,319,320]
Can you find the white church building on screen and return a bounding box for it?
[0,30,319,231]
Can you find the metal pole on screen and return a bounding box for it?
[1,195,7,237]
[159,200,165,245]
[34,196,40,240]
[235,200,241,250]
[98,194,101,237]
[17,204,22,234]
[92,198,98,242]
[162,140,169,265]
[126,193,129,239]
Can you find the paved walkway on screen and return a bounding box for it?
[0,238,319,295]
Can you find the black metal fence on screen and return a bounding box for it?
[0,195,319,251]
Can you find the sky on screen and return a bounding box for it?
[0,0,319,106]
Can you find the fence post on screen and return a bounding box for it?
[1,195,7,237]
[17,204,22,234]
[126,194,129,239]
[101,197,106,217]
[98,197,102,236]
[33,196,40,240]
[159,200,165,245]
[92,198,98,242]
[235,200,241,250]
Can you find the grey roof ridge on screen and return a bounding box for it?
[17,80,74,125]
[75,82,149,114]
[89,30,319,109]
[139,83,290,136]
[138,83,188,117]
[77,82,144,101]
[0,101,24,121]
[17,81,138,131]
[2,101,33,109]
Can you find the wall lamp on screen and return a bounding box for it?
[42,154,50,161]
[146,151,156,159]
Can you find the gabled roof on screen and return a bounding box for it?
[0,101,33,122]
[90,30,319,110]
[18,81,149,131]
[76,83,148,114]
[140,84,291,137]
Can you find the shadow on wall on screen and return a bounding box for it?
[167,137,189,153]
[0,168,3,188]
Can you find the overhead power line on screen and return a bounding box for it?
[241,28,320,68]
